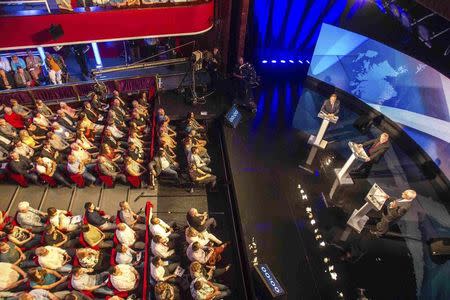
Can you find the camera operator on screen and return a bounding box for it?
[207,47,222,89]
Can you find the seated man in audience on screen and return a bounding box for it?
[104,129,126,151]
[0,56,13,89]
[13,140,34,159]
[35,156,72,187]
[186,208,216,233]
[130,111,147,133]
[52,122,75,142]
[150,256,180,284]
[16,201,46,232]
[0,241,26,265]
[67,155,96,186]
[111,90,125,106]
[189,163,217,190]
[115,244,142,267]
[47,207,82,232]
[45,52,64,85]
[149,149,180,183]
[185,112,206,134]
[8,152,38,185]
[151,235,179,262]
[189,146,211,173]
[149,216,179,239]
[187,241,227,266]
[27,123,47,142]
[16,289,59,300]
[4,223,42,249]
[48,132,70,153]
[84,202,116,231]
[59,102,78,120]
[33,112,51,130]
[109,264,140,292]
[125,156,146,179]
[190,277,231,300]
[115,223,145,250]
[128,142,144,164]
[154,281,180,300]
[35,100,54,118]
[10,55,26,72]
[97,155,127,185]
[11,99,32,118]
[43,224,79,249]
[106,119,125,140]
[110,99,127,121]
[0,262,28,292]
[190,261,230,281]
[25,49,43,81]
[81,224,114,249]
[0,118,18,141]
[35,246,73,273]
[107,110,127,132]
[118,201,145,231]
[71,143,93,166]
[156,108,170,126]
[4,107,25,129]
[40,141,64,164]
[14,67,35,88]
[70,267,112,295]
[90,93,108,113]
[83,102,102,124]
[185,226,222,246]
[100,144,122,163]
[56,110,77,132]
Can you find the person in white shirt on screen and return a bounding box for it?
[16,289,59,300]
[13,141,34,158]
[0,262,27,291]
[47,207,82,232]
[189,146,211,173]
[33,113,51,129]
[106,120,125,140]
[150,256,180,284]
[66,155,96,186]
[149,216,180,239]
[35,157,72,187]
[115,223,145,250]
[186,242,214,265]
[16,201,46,232]
[35,246,73,273]
[109,264,139,292]
[185,226,222,246]
[190,277,231,300]
[115,244,142,266]
[150,235,179,261]
[70,267,112,295]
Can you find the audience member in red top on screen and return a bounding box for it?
[4,106,25,129]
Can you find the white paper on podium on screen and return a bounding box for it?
[365,183,388,211]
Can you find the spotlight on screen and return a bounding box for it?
[319,241,325,247]
[271,60,277,63]
[337,291,344,298]
[289,59,294,63]
[323,257,330,263]
[280,60,286,63]
[262,60,268,64]
[302,194,308,200]
[306,60,310,64]
[310,219,316,225]
[330,272,337,280]
[297,184,301,188]
[328,265,334,271]
[389,3,400,18]
[314,228,319,234]
[298,60,303,64]
[305,207,312,213]
[315,234,322,240]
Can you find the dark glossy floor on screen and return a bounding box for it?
[221,76,450,300]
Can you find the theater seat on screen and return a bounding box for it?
[68,173,85,188]
[39,174,58,187]
[126,175,141,188]
[8,172,28,187]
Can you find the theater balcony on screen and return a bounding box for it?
[0,0,214,50]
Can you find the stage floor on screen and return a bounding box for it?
[221,78,450,299]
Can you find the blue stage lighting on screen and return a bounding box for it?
[280,60,286,63]
[262,60,268,64]
[306,60,310,64]
[298,60,303,64]
[271,60,277,63]
[289,60,294,63]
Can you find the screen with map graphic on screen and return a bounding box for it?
[308,23,450,179]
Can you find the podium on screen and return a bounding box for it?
[347,183,388,233]
[307,111,338,150]
[334,141,369,185]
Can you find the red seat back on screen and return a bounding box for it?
[39,174,57,187]
[69,173,85,188]
[126,175,141,188]
[8,172,28,187]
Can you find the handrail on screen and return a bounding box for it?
[0,0,50,13]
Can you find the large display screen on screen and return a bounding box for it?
[308,23,450,179]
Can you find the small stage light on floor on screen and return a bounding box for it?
[319,241,326,247]
[310,219,316,225]
[305,206,312,213]
[298,60,303,64]
[328,265,334,272]
[262,60,268,64]
[271,60,277,63]
[323,257,330,263]
[314,228,319,234]
[337,291,344,298]
[315,234,322,240]
[280,60,286,63]
[330,272,338,280]
[306,60,310,64]
[289,60,294,63]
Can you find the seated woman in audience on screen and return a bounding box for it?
[188,129,207,147]
[13,140,34,158]
[35,100,54,118]
[154,281,180,300]
[131,101,148,118]
[183,136,209,161]
[75,131,97,153]
[76,248,110,272]
[47,132,70,153]
[160,139,177,161]
[115,244,142,267]
[43,225,78,249]
[19,130,41,150]
[185,112,206,134]
[52,122,75,142]
[159,131,177,150]
[70,143,92,166]
[189,163,217,190]
[0,241,26,265]
[109,264,140,292]
[47,207,82,232]
[106,119,126,140]
[59,102,78,120]
[115,223,145,250]
[128,131,145,151]
[4,107,25,129]
[150,256,180,284]
[70,267,112,296]
[185,227,222,247]
[186,241,227,266]
[3,223,42,249]
[118,201,145,231]
[189,146,211,173]
[190,277,231,300]
[101,143,122,164]
[159,123,177,138]
[16,201,46,233]
[125,156,146,178]
[27,267,68,291]
[56,110,77,132]
[11,99,32,118]
[150,235,179,262]
[189,261,230,281]
[0,262,28,292]
[33,112,51,130]
[78,113,103,135]
[27,123,47,142]
[81,224,114,249]
[35,246,73,273]
[35,157,72,188]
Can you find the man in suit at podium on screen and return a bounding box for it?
[320,93,340,117]
[351,132,390,178]
[371,189,416,236]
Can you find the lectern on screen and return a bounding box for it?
[347,183,388,233]
[307,111,338,150]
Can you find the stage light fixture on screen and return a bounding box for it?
[389,2,400,18]
[289,59,294,63]
[330,272,338,280]
[323,257,329,263]
[271,60,277,63]
[280,60,286,63]
[306,60,310,64]
[310,219,316,225]
[319,241,326,247]
[306,207,312,213]
[298,60,303,64]
[262,60,268,64]
[328,265,334,271]
[314,228,319,234]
